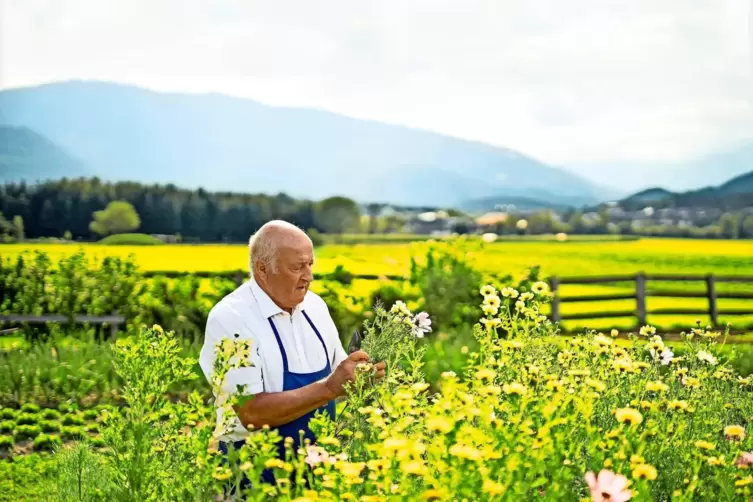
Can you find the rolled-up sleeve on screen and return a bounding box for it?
[200,308,265,398]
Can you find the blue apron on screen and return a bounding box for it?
[219,310,336,491]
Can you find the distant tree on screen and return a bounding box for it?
[366,203,381,234]
[568,211,585,234]
[64,230,73,241]
[314,196,361,234]
[89,201,141,237]
[12,215,24,240]
[719,213,740,239]
[742,215,753,239]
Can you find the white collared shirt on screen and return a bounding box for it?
[199,278,348,442]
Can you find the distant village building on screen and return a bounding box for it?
[475,212,508,228]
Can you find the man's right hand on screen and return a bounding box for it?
[324,350,386,398]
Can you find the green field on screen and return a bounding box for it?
[2,237,753,332]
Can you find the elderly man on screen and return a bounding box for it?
[199,220,384,486]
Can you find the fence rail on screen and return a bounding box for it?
[549,273,753,328]
[0,314,125,337]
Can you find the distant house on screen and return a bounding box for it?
[475,212,508,228]
[405,210,457,235]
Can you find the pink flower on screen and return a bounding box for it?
[736,452,753,467]
[304,445,324,466]
[585,470,632,502]
[413,312,432,338]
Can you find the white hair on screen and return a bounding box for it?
[248,220,309,276]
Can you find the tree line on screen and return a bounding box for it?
[0,178,362,241]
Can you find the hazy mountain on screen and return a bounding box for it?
[0,80,605,207]
[0,126,88,182]
[620,170,753,210]
[570,141,753,194]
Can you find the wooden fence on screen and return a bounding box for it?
[548,273,753,328]
[0,314,125,337]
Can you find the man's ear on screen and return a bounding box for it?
[254,260,266,281]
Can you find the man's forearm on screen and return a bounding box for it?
[233,381,337,429]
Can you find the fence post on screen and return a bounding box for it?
[549,276,560,323]
[635,272,647,327]
[706,274,718,327]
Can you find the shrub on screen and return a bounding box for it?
[42,409,61,420]
[0,420,15,433]
[97,233,163,245]
[89,436,106,448]
[0,435,13,450]
[39,420,61,433]
[0,408,16,420]
[61,414,85,426]
[33,433,62,452]
[14,424,41,440]
[58,403,71,413]
[82,409,99,421]
[15,413,39,426]
[20,403,40,413]
[85,422,99,433]
[61,426,86,440]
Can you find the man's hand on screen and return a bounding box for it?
[324,350,386,398]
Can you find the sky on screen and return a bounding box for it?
[1,0,752,189]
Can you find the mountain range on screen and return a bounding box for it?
[620,171,753,210]
[0,80,610,208]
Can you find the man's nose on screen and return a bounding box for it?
[303,265,313,282]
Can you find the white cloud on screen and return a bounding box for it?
[1,0,751,173]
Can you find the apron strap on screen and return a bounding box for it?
[267,317,290,374]
[267,310,333,374]
[302,310,332,368]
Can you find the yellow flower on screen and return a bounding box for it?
[449,444,482,460]
[422,489,444,500]
[532,281,549,295]
[211,466,233,481]
[475,368,496,381]
[427,416,455,434]
[639,325,657,336]
[735,476,753,487]
[503,383,528,396]
[480,285,496,297]
[667,400,689,412]
[610,329,619,337]
[694,440,715,450]
[339,462,365,478]
[403,459,428,476]
[612,359,633,373]
[645,381,669,393]
[593,334,613,347]
[632,463,658,480]
[724,425,746,441]
[483,295,501,309]
[615,408,643,426]
[265,458,284,469]
[482,479,505,496]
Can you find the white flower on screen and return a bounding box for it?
[697,350,718,366]
[413,311,432,338]
[650,348,674,366]
[305,445,325,466]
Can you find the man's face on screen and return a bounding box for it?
[264,237,314,310]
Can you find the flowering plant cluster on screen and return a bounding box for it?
[53,283,753,501]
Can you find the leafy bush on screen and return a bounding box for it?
[89,435,106,448]
[20,403,40,413]
[39,420,61,433]
[85,422,99,433]
[15,412,39,425]
[33,433,62,451]
[97,233,163,245]
[14,424,41,440]
[42,409,61,420]
[61,426,86,440]
[82,409,99,421]
[62,414,85,426]
[0,435,13,450]
[0,420,15,433]
[0,408,15,419]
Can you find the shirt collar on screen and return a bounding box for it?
[249,278,304,319]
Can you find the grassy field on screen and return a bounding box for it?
[2,237,752,332]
